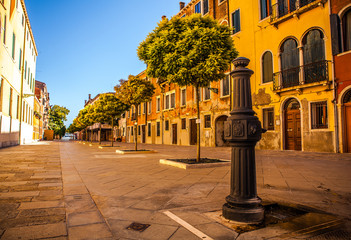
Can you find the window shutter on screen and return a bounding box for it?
[330,14,341,56]
[236,10,241,32]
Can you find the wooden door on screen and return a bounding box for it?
[215,116,228,147]
[345,103,351,152]
[190,119,197,145]
[172,124,177,145]
[152,125,156,144]
[142,125,146,143]
[285,109,301,150]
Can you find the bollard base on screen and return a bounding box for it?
[222,203,264,224]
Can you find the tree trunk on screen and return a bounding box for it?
[196,86,201,163]
[91,129,93,143]
[85,129,88,141]
[99,125,102,145]
[111,116,114,147]
[135,105,138,151]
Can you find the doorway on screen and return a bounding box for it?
[172,124,177,145]
[215,115,229,147]
[343,90,351,152]
[190,119,197,145]
[284,98,301,150]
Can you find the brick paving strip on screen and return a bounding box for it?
[0,143,67,240]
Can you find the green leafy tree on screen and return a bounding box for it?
[93,93,129,146]
[48,105,70,139]
[138,14,238,162]
[115,75,155,151]
[75,105,93,141]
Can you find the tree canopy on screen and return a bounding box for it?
[114,75,155,108]
[137,14,238,88]
[48,105,70,138]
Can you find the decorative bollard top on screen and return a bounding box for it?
[233,57,250,68]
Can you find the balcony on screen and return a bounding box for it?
[273,60,330,91]
[270,0,327,27]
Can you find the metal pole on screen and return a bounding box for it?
[222,57,264,224]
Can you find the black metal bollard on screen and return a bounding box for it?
[222,57,264,224]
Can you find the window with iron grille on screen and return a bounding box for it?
[204,115,211,128]
[181,118,186,129]
[311,101,328,129]
[263,108,274,130]
[147,123,151,137]
[165,120,169,131]
[231,9,241,34]
[157,122,160,136]
[181,88,186,106]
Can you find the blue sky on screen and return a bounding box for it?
[25,0,189,126]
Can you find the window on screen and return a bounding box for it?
[203,0,209,15]
[156,97,161,112]
[165,120,169,131]
[12,33,15,59]
[3,15,6,44]
[260,0,271,20]
[280,38,299,88]
[157,122,160,136]
[143,102,146,114]
[302,29,326,83]
[342,9,351,52]
[170,92,175,108]
[262,51,273,83]
[18,48,22,70]
[181,14,186,18]
[218,0,225,4]
[138,104,141,115]
[181,88,186,106]
[204,87,211,101]
[263,108,274,130]
[181,118,186,129]
[138,125,141,135]
[165,94,170,109]
[231,9,240,34]
[16,95,19,119]
[24,61,27,79]
[148,101,152,114]
[221,75,230,97]
[204,115,211,128]
[147,123,151,137]
[311,101,328,129]
[195,2,201,14]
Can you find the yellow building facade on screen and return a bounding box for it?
[0,0,38,147]
[228,0,335,152]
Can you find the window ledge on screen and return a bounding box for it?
[269,0,327,28]
[220,95,230,99]
[274,80,331,95]
[337,49,351,57]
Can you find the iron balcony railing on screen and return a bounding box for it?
[270,0,318,21]
[273,60,330,90]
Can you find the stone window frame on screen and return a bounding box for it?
[262,107,275,131]
[204,114,211,129]
[220,74,230,98]
[309,100,329,131]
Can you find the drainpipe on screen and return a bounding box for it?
[19,19,27,145]
[332,60,339,153]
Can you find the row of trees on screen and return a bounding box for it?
[68,14,237,161]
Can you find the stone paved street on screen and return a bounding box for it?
[0,141,351,239]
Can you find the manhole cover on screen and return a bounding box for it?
[126,222,150,232]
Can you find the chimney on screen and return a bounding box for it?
[88,94,91,100]
[162,15,167,20]
[180,2,185,10]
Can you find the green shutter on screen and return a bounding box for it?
[12,33,15,59]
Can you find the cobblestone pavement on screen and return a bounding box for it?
[0,141,350,240]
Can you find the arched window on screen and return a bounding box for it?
[343,9,351,52]
[280,38,299,88]
[302,29,327,83]
[262,51,273,83]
